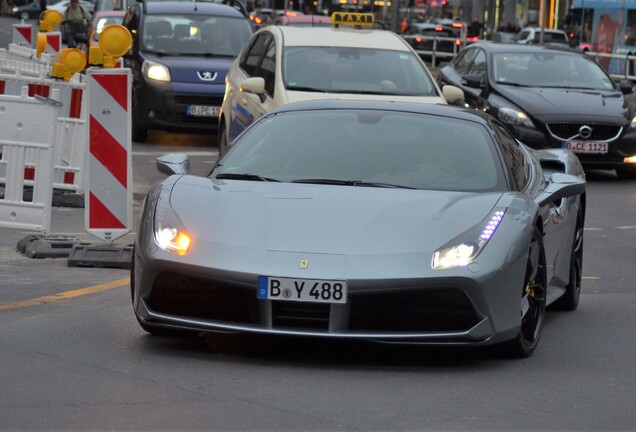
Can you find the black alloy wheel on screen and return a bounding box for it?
[552,207,584,311]
[503,225,547,358]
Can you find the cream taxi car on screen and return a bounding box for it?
[217,12,464,154]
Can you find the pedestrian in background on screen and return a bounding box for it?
[62,0,91,48]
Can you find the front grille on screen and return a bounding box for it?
[348,289,479,332]
[148,273,258,324]
[546,123,622,141]
[272,302,330,330]
[173,95,224,105]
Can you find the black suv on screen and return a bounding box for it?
[122,0,254,142]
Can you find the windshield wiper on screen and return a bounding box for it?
[216,173,280,182]
[291,179,415,189]
[286,85,328,93]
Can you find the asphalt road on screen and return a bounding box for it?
[2,16,636,431]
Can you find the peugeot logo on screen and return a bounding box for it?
[579,125,593,139]
[197,71,218,81]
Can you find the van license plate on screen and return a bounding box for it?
[187,105,220,117]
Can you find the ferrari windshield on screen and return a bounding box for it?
[493,52,615,90]
[141,15,253,56]
[214,109,506,192]
[283,47,439,96]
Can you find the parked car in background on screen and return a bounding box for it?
[122,0,254,142]
[515,27,570,45]
[437,42,636,178]
[47,0,94,14]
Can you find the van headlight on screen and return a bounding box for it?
[142,60,171,82]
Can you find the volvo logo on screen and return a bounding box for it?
[579,125,593,139]
[197,71,218,81]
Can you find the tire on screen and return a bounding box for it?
[131,112,148,143]
[615,165,636,179]
[218,121,229,156]
[552,207,584,311]
[501,225,547,358]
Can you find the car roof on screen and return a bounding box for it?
[269,26,410,50]
[266,98,492,124]
[467,41,581,54]
[141,1,246,17]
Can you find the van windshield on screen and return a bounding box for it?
[141,14,253,57]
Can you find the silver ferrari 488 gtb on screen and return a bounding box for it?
[132,99,586,358]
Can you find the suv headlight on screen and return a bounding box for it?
[432,209,505,269]
[142,60,171,82]
[498,107,536,129]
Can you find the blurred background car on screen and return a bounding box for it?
[122,0,254,142]
[10,0,64,20]
[515,26,570,45]
[85,9,125,46]
[402,23,461,66]
[437,41,636,178]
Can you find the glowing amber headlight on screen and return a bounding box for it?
[154,192,191,255]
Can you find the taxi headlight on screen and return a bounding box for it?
[154,191,191,255]
[630,114,636,129]
[142,60,170,82]
[432,209,505,269]
[498,107,536,129]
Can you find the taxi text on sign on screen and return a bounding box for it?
[85,68,132,242]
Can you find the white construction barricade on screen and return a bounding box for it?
[0,91,59,234]
[0,69,88,194]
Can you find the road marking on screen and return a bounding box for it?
[0,277,130,311]
[583,276,600,280]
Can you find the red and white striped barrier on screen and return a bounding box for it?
[0,91,59,234]
[85,68,132,242]
[12,24,34,48]
[0,71,87,193]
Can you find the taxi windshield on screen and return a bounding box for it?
[141,14,253,56]
[493,52,615,90]
[283,47,438,96]
[215,109,504,192]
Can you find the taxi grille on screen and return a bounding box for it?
[546,123,622,141]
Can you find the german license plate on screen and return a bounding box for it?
[565,140,608,154]
[187,105,220,117]
[257,276,347,304]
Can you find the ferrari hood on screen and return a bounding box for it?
[169,177,503,255]
[496,85,630,124]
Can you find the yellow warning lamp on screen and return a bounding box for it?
[89,24,132,68]
[51,48,87,81]
[39,9,63,32]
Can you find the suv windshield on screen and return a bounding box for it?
[142,14,253,56]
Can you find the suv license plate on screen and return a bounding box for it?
[257,276,347,304]
[187,105,220,117]
[565,140,608,154]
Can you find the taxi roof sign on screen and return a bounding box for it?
[331,12,374,26]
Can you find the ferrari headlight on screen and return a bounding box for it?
[142,60,171,82]
[498,108,536,129]
[154,192,191,255]
[432,209,505,269]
